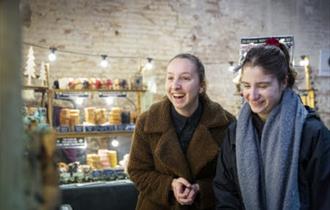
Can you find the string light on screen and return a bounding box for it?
[100,54,109,68]
[111,139,119,147]
[228,61,235,72]
[144,57,154,70]
[48,47,57,62]
[23,41,231,68]
[23,41,143,61]
[299,55,309,67]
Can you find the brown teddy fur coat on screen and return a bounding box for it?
[128,94,235,210]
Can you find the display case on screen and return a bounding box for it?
[50,87,146,184]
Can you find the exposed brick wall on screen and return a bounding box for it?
[21,0,330,127]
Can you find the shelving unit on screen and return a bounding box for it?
[52,88,145,143]
[56,130,133,138]
[23,85,49,91]
[23,85,49,105]
[51,89,146,126]
[53,89,146,93]
[51,87,146,176]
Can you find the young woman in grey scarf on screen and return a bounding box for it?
[213,40,330,210]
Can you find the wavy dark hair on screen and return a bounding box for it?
[241,43,296,88]
[168,53,207,92]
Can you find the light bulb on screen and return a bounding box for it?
[228,61,235,72]
[111,139,119,147]
[144,57,153,70]
[100,55,108,68]
[48,48,57,62]
[299,55,309,67]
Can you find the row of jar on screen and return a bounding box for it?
[53,76,143,90]
[55,107,137,127]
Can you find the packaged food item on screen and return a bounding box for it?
[58,162,69,173]
[95,79,102,89]
[103,79,112,89]
[113,79,120,90]
[89,78,102,89]
[107,150,118,168]
[84,107,96,124]
[79,164,92,174]
[119,79,128,89]
[95,108,107,125]
[86,154,102,169]
[82,80,89,89]
[69,109,80,127]
[60,108,71,126]
[109,107,121,125]
[74,79,83,90]
[68,78,75,89]
[98,149,110,168]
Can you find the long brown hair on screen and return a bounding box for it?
[241,44,296,88]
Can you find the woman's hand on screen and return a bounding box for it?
[171,178,199,205]
[185,183,199,204]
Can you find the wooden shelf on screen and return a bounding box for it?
[53,89,146,93]
[23,85,49,92]
[56,130,134,138]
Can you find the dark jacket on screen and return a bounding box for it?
[213,111,330,210]
[128,94,235,210]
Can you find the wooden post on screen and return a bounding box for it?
[0,0,25,209]
[136,91,142,115]
[48,89,54,127]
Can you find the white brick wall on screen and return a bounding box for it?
[21,0,330,127]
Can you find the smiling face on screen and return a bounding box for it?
[241,65,287,121]
[166,58,203,117]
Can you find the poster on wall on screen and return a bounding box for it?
[232,35,294,87]
[239,36,294,64]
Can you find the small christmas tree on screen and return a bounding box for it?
[24,46,36,85]
[39,62,47,86]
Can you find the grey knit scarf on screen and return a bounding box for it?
[236,89,308,210]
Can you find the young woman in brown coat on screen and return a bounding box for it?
[128,53,235,210]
